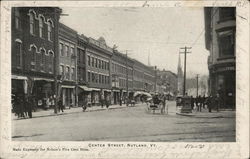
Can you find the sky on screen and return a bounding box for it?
[60,7,210,78]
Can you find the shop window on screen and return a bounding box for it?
[15,8,21,30]
[219,7,236,21]
[48,21,53,41]
[218,30,235,58]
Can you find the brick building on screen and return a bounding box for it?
[204,7,236,108]
[11,7,61,109]
[58,23,77,107]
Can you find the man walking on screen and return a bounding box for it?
[58,98,64,113]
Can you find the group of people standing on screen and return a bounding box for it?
[12,94,34,118]
[190,94,221,113]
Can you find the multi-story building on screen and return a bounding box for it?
[77,37,113,106]
[11,7,61,109]
[111,50,134,104]
[204,7,236,108]
[58,23,77,107]
[157,69,178,96]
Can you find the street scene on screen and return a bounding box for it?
[11,7,236,141]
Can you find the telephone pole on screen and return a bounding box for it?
[196,74,199,97]
[180,46,191,96]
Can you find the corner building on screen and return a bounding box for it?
[11,7,61,109]
[204,7,236,108]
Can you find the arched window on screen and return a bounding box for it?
[30,46,36,70]
[48,21,52,41]
[39,16,44,38]
[15,8,21,30]
[29,13,35,35]
[15,41,22,67]
[40,48,46,71]
[48,50,54,73]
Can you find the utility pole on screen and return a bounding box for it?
[126,51,129,106]
[154,66,157,93]
[180,46,191,96]
[196,74,199,97]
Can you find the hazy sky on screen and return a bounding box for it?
[60,7,209,77]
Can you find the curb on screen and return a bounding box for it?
[176,112,224,118]
[14,106,128,120]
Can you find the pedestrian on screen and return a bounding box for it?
[215,93,220,112]
[161,95,166,114]
[58,98,64,113]
[207,95,212,113]
[26,97,33,118]
[50,95,55,110]
[100,93,104,108]
[198,95,202,112]
[105,95,110,109]
[191,96,194,110]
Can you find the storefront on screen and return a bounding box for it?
[209,63,235,109]
[112,89,120,105]
[61,85,75,108]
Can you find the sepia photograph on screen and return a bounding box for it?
[11,6,236,142]
[0,1,249,158]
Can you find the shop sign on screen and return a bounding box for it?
[215,66,235,73]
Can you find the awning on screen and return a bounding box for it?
[78,85,92,91]
[134,91,142,97]
[33,77,54,82]
[103,89,111,92]
[92,88,100,91]
[61,85,75,89]
[11,75,27,80]
[112,89,120,92]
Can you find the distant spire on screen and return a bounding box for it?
[148,51,151,66]
[177,53,183,95]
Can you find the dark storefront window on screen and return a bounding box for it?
[218,30,235,58]
[219,7,236,21]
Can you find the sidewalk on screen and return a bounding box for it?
[176,109,235,118]
[13,104,128,120]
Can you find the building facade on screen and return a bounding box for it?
[204,7,236,108]
[111,50,134,104]
[157,69,178,96]
[11,7,61,109]
[58,23,78,107]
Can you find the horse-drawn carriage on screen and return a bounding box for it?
[146,97,165,114]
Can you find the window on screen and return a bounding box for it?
[99,74,101,83]
[95,58,98,68]
[101,61,104,69]
[77,49,81,63]
[60,65,64,76]
[39,17,44,38]
[66,66,70,79]
[60,43,63,56]
[49,51,54,73]
[48,21,52,41]
[107,62,110,70]
[15,42,22,67]
[40,49,45,71]
[91,57,94,67]
[71,47,74,56]
[65,46,69,57]
[29,13,35,35]
[87,55,91,66]
[71,68,75,80]
[218,30,235,57]
[30,46,36,70]
[92,73,95,82]
[99,59,101,68]
[88,72,91,82]
[219,8,236,21]
[15,8,21,30]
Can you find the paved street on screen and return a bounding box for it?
[12,101,235,142]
